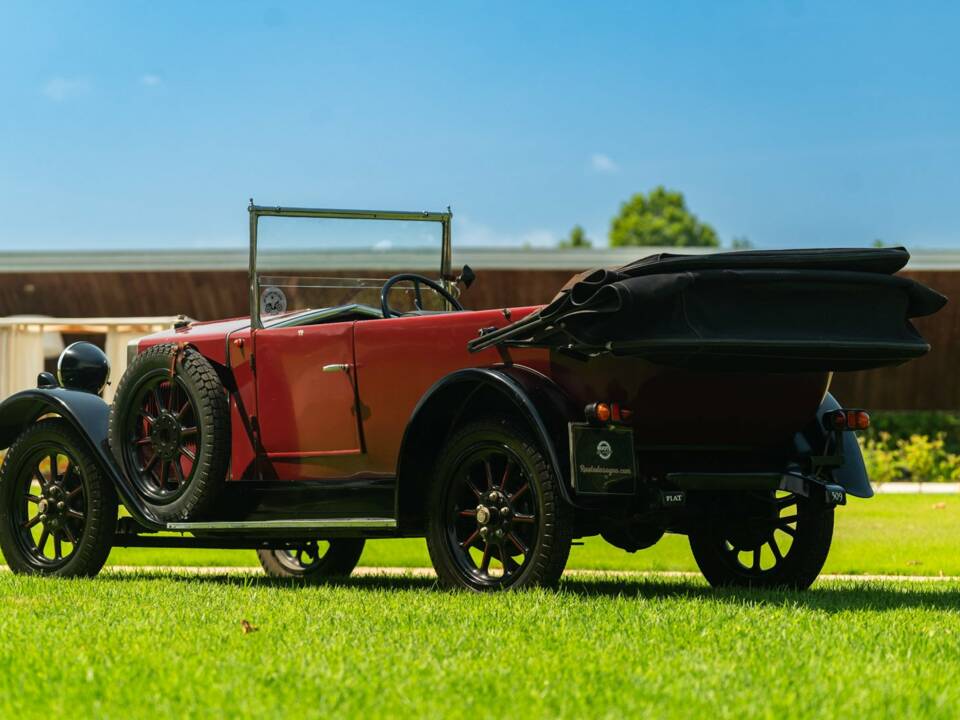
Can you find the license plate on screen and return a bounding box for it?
[568,423,637,495]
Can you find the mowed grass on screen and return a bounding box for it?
[0,572,958,718]
[106,495,960,577]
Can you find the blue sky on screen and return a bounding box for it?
[0,1,957,250]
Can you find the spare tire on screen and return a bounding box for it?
[109,343,230,521]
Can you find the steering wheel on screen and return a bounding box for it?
[380,273,464,318]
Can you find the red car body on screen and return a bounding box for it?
[141,306,830,488]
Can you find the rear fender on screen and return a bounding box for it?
[395,367,578,533]
[0,388,165,529]
[794,391,873,499]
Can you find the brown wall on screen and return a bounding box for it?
[830,271,958,411]
[0,268,954,410]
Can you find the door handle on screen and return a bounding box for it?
[322,363,352,373]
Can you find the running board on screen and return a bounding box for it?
[165,517,397,532]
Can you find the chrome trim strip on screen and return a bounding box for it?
[166,517,397,531]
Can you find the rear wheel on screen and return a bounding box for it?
[688,490,833,590]
[257,539,365,581]
[426,418,572,591]
[0,419,117,577]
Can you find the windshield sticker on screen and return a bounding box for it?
[261,286,288,316]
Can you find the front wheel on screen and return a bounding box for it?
[688,490,834,590]
[426,418,573,591]
[257,539,365,582]
[0,419,117,577]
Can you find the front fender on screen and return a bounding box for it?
[795,391,873,499]
[0,388,164,529]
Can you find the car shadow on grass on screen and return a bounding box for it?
[92,570,960,613]
[558,576,960,613]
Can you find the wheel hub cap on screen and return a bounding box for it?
[474,490,513,540]
[38,483,69,528]
[151,412,182,460]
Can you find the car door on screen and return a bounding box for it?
[254,321,363,459]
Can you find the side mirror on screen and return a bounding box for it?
[456,264,476,290]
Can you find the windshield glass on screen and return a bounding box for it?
[254,214,447,324]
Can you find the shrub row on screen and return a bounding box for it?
[864,411,960,454]
[859,432,960,483]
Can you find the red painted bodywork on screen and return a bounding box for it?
[140,305,831,483]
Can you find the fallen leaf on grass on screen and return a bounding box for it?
[932,502,947,510]
[240,620,259,635]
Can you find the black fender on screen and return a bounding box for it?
[794,391,873,499]
[0,388,165,529]
[395,366,579,533]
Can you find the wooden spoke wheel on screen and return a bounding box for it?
[427,418,572,591]
[689,490,834,590]
[0,420,116,577]
[124,373,200,504]
[257,539,365,582]
[109,344,229,521]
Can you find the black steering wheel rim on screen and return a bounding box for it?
[380,273,464,318]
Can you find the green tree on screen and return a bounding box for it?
[609,186,719,247]
[731,236,753,250]
[559,224,592,249]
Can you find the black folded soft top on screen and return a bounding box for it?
[468,247,947,372]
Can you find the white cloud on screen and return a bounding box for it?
[140,74,162,87]
[590,153,619,174]
[41,76,90,102]
[457,216,559,248]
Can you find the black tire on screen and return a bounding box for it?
[109,343,229,521]
[0,419,117,577]
[426,417,573,591]
[257,539,365,582]
[688,490,834,590]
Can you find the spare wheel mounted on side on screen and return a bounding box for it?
[108,343,230,521]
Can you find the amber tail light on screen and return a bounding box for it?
[585,402,633,425]
[823,409,871,431]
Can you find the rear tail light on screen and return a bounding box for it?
[611,403,633,422]
[588,402,612,423]
[585,402,632,425]
[824,409,870,431]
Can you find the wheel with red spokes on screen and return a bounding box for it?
[688,490,834,590]
[426,418,572,591]
[0,419,116,577]
[109,344,229,521]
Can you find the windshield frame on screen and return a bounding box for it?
[247,201,452,329]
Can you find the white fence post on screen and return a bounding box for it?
[0,317,176,401]
[0,322,45,397]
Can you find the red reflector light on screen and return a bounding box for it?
[825,409,870,432]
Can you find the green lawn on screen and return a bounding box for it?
[106,495,960,577]
[3,496,960,718]
[0,573,957,718]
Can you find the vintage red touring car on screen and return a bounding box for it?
[0,202,946,590]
